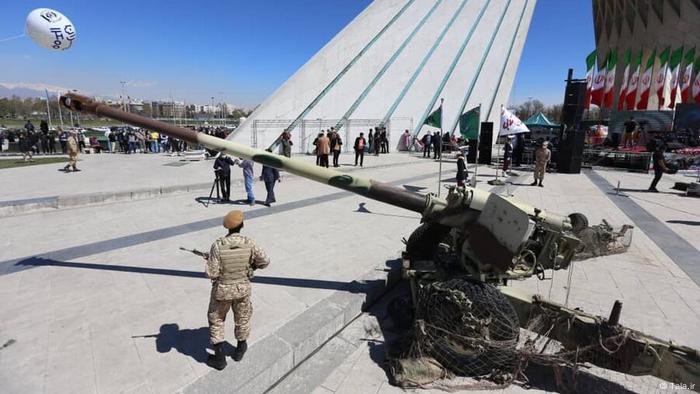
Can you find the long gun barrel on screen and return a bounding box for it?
[60,93,427,214]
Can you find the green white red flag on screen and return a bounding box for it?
[590,50,608,107]
[693,56,700,103]
[668,47,683,108]
[603,49,617,109]
[680,48,695,103]
[584,50,596,109]
[625,50,642,110]
[637,48,656,110]
[653,47,670,108]
[617,49,631,111]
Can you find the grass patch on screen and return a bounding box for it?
[0,157,68,169]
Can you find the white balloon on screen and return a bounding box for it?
[26,8,76,51]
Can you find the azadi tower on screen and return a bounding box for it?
[229,0,536,153]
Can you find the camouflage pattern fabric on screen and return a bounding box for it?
[67,135,79,166]
[207,284,252,343]
[533,147,550,181]
[205,233,269,344]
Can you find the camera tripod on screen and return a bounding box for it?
[204,172,221,208]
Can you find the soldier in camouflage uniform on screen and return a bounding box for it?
[530,140,550,187]
[205,210,270,370]
[62,129,81,172]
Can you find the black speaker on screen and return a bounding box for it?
[466,139,478,163]
[557,128,585,173]
[478,122,493,164]
[562,69,587,128]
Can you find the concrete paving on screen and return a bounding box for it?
[279,166,700,394]
[0,151,423,216]
[1,154,698,394]
[0,152,494,394]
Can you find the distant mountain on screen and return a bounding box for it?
[0,82,78,99]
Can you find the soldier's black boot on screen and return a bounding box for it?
[530,180,537,186]
[207,343,227,370]
[233,340,247,361]
[538,180,543,187]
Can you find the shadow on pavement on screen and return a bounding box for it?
[16,257,380,292]
[132,324,212,364]
[520,363,636,394]
[667,220,700,226]
[402,184,427,192]
[614,188,684,195]
[354,202,418,220]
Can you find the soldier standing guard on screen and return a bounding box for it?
[205,210,270,370]
[531,140,551,187]
[63,128,81,172]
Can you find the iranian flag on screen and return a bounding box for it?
[693,55,700,103]
[603,49,617,109]
[668,47,683,108]
[637,48,656,110]
[653,47,670,108]
[590,50,608,107]
[680,48,695,103]
[625,50,643,110]
[584,50,596,109]
[617,49,631,111]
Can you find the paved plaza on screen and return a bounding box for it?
[0,151,698,393]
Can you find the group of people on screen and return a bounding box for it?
[213,152,280,207]
[312,127,343,168]
[308,126,393,168]
[419,130,450,159]
[10,120,87,161]
[106,128,188,154]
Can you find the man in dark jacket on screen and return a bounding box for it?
[422,132,432,158]
[456,153,468,186]
[214,153,236,202]
[329,130,343,167]
[354,132,366,167]
[648,140,670,192]
[260,149,281,206]
[432,131,441,159]
[40,120,49,153]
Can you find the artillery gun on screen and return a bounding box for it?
[61,93,699,389]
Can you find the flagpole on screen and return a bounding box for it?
[472,103,481,187]
[44,89,53,132]
[437,98,444,197]
[56,94,64,128]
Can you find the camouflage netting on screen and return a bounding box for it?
[573,220,633,261]
[388,279,637,392]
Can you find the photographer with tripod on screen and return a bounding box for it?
[214,153,235,202]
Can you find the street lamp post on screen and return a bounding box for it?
[210,96,214,124]
[120,81,128,112]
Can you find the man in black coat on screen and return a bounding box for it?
[214,153,236,201]
[432,131,441,159]
[354,132,367,167]
[456,153,468,186]
[260,149,281,206]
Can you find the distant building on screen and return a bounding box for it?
[151,101,185,118]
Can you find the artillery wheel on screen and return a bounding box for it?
[568,212,589,233]
[405,223,451,259]
[417,278,519,377]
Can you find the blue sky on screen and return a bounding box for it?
[0,0,594,107]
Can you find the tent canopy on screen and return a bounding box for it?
[524,112,559,129]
